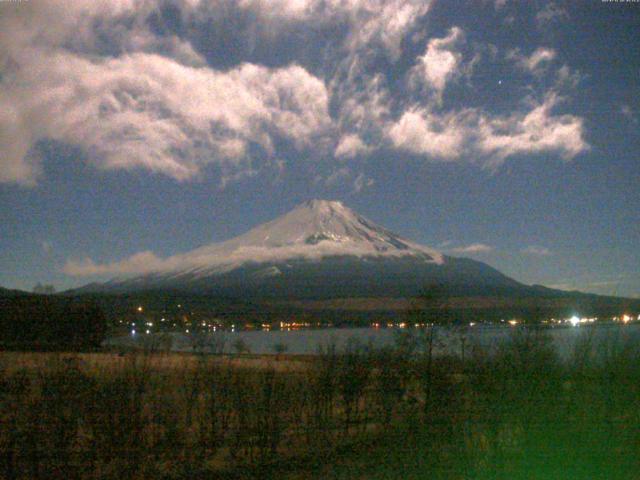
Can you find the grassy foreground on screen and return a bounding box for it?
[1,327,639,479]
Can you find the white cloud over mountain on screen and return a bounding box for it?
[448,243,493,254]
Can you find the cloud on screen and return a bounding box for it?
[341,0,433,60]
[0,0,588,187]
[494,0,508,10]
[64,231,442,277]
[509,47,556,75]
[621,105,638,125]
[448,243,493,254]
[546,272,634,295]
[521,245,552,256]
[536,3,569,28]
[353,173,374,193]
[547,278,624,294]
[325,167,352,186]
[41,241,53,255]
[63,251,173,276]
[0,0,435,185]
[335,134,371,159]
[476,92,588,166]
[0,0,205,64]
[321,167,374,194]
[388,108,467,159]
[554,65,583,90]
[388,92,587,166]
[1,51,332,183]
[235,0,432,60]
[409,27,464,97]
[326,0,432,153]
[238,0,318,21]
[331,71,391,149]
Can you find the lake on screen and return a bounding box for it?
[107,322,640,360]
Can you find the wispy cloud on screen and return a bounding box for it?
[494,0,509,10]
[353,173,374,193]
[63,252,169,277]
[536,3,569,28]
[325,167,352,187]
[621,105,638,125]
[546,273,631,295]
[63,228,441,277]
[521,245,552,256]
[41,241,53,255]
[508,47,556,75]
[448,243,493,254]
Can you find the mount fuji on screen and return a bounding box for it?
[77,200,531,299]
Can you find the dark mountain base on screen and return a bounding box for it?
[74,255,525,299]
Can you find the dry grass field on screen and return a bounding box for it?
[1,327,639,479]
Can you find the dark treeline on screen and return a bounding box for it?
[74,287,640,332]
[1,327,639,479]
[0,295,107,351]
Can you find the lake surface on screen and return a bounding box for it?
[108,322,640,360]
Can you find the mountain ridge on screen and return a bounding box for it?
[71,200,619,305]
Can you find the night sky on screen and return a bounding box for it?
[0,0,638,297]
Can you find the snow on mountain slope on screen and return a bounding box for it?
[72,200,537,298]
[124,200,444,280]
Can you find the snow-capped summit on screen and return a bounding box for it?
[117,200,444,279]
[184,199,444,267]
[115,200,444,277]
